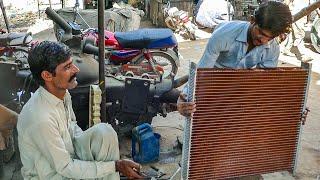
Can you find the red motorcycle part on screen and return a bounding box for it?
[109,50,141,63]
[83,29,120,49]
[121,63,164,77]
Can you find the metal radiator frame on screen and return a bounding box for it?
[181,62,197,180]
[181,62,311,179]
[293,62,311,174]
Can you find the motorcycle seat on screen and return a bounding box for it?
[115,28,177,49]
[0,32,32,46]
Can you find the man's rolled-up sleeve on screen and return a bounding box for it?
[30,118,116,179]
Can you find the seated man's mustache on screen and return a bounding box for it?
[69,74,77,82]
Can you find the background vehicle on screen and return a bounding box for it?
[164,1,197,40]
[81,27,179,79]
[51,6,180,80]
[0,29,32,70]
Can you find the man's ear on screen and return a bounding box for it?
[249,15,255,24]
[41,71,53,82]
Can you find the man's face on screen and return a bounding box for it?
[251,24,275,46]
[51,57,80,90]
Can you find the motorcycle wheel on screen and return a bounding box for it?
[2,48,29,66]
[12,48,29,63]
[135,50,178,79]
[311,18,320,54]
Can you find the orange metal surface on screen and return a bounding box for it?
[188,68,309,180]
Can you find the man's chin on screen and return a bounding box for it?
[67,81,78,90]
[253,40,261,46]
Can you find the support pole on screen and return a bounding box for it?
[0,0,10,32]
[293,0,320,23]
[98,0,106,122]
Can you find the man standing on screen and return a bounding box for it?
[177,1,293,116]
[17,41,142,179]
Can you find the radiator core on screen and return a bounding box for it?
[184,67,310,179]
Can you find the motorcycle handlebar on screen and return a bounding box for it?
[45,7,72,37]
[83,42,99,56]
[173,74,188,88]
[82,37,113,57]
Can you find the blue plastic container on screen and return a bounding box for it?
[132,123,161,163]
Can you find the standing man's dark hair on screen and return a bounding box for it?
[254,1,292,36]
[28,41,72,86]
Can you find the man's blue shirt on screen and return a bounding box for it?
[182,21,280,94]
[198,21,280,69]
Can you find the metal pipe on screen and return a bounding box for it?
[98,0,106,123]
[169,166,181,180]
[173,74,189,88]
[0,0,10,32]
[45,7,72,35]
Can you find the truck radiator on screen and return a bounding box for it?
[182,65,310,179]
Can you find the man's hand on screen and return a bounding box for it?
[115,159,143,179]
[177,93,196,117]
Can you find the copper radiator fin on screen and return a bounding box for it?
[188,68,309,180]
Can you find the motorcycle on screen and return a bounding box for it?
[82,27,179,79]
[49,7,180,80]
[0,7,187,135]
[163,1,198,40]
[0,29,33,70]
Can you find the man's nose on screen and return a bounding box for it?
[72,64,80,73]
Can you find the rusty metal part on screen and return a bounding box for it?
[186,67,309,180]
[301,107,310,125]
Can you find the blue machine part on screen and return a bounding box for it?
[111,50,140,57]
[132,123,161,163]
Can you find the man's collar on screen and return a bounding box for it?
[235,22,271,49]
[235,23,250,43]
[39,86,69,106]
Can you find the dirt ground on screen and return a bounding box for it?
[1,15,320,180]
